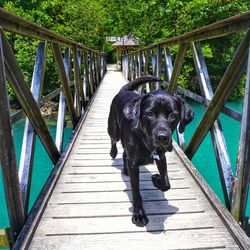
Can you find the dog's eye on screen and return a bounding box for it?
[146,112,154,119]
[170,113,177,120]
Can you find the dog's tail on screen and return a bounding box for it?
[120,75,163,92]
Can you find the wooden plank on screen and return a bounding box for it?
[58,171,189,183]
[2,29,60,164]
[49,188,203,204]
[29,229,239,250]
[43,199,211,218]
[53,179,195,192]
[0,31,25,242]
[31,212,224,235]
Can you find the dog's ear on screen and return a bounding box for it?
[176,95,194,133]
[123,96,143,130]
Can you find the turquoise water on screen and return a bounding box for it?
[0,99,249,232]
[0,115,72,229]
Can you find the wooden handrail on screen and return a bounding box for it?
[0,8,106,247]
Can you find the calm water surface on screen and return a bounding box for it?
[0,99,249,230]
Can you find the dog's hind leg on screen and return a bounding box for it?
[128,161,149,227]
[108,108,120,159]
[152,153,171,192]
[122,151,129,176]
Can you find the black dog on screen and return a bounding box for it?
[108,75,194,227]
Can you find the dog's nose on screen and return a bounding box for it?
[157,133,168,143]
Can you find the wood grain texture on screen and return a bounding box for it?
[25,67,247,249]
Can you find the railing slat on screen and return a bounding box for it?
[55,48,69,153]
[191,42,234,209]
[163,46,186,149]
[0,30,25,243]
[231,43,250,227]
[18,42,47,217]
[185,30,250,159]
[1,29,60,165]
[168,43,187,94]
[72,45,82,117]
[52,43,78,127]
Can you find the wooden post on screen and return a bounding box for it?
[18,42,47,217]
[52,43,78,127]
[156,45,162,90]
[84,50,93,95]
[231,42,250,227]
[72,45,82,117]
[163,46,186,149]
[185,30,250,159]
[89,51,95,91]
[168,43,187,94]
[0,31,25,243]
[55,48,70,153]
[2,29,60,165]
[191,42,234,209]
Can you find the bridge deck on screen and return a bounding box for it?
[28,66,241,249]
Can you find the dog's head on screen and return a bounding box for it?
[123,91,194,153]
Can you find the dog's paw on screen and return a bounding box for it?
[110,145,118,159]
[122,165,129,176]
[132,207,149,227]
[152,174,171,192]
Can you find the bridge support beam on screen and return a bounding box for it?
[185,30,250,160]
[191,42,234,210]
[231,41,250,229]
[0,28,25,243]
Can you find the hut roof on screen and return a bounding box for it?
[112,34,139,48]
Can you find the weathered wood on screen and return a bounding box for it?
[231,44,250,227]
[168,43,187,94]
[163,46,186,149]
[185,30,250,159]
[83,51,93,95]
[89,52,95,91]
[0,33,25,242]
[52,44,78,127]
[72,45,82,117]
[55,48,70,153]
[191,42,233,209]
[29,229,239,250]
[0,228,11,248]
[19,42,47,217]
[2,29,60,165]
[174,140,250,250]
[155,45,162,90]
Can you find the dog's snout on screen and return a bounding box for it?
[157,133,168,143]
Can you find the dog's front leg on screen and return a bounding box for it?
[128,161,149,227]
[152,153,171,192]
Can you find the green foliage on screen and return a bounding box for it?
[2,0,250,101]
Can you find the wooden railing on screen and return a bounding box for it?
[122,11,250,234]
[0,8,106,247]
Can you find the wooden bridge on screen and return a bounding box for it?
[0,8,250,250]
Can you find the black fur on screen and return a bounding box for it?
[108,75,194,227]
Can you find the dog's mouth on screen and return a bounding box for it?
[152,137,173,153]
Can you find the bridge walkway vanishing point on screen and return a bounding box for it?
[18,65,248,249]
